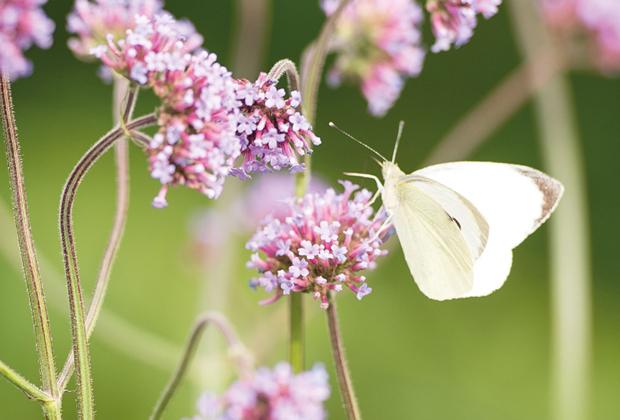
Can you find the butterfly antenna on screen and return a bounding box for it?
[391,120,405,163]
[329,122,388,162]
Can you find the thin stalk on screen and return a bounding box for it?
[56,82,139,396]
[289,293,305,373]
[231,0,272,79]
[508,3,591,420]
[150,313,251,420]
[326,296,361,420]
[0,194,190,379]
[0,359,53,403]
[424,50,565,165]
[0,74,59,402]
[300,0,352,125]
[57,113,155,417]
[268,59,301,91]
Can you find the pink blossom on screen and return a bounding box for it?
[542,0,620,73]
[230,73,321,177]
[321,0,425,116]
[190,363,330,420]
[426,0,502,53]
[247,180,392,309]
[0,0,55,79]
[93,15,239,207]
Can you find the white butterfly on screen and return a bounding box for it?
[331,122,564,301]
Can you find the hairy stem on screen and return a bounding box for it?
[509,4,592,420]
[0,74,59,403]
[57,113,155,418]
[0,359,53,403]
[424,50,565,165]
[150,313,251,420]
[289,293,305,373]
[56,82,139,396]
[268,59,301,92]
[326,296,361,420]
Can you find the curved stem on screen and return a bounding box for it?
[0,74,59,402]
[509,4,591,420]
[424,50,565,165]
[56,113,155,417]
[56,82,139,397]
[326,295,361,420]
[268,59,301,91]
[149,312,251,420]
[0,359,52,403]
[300,0,352,125]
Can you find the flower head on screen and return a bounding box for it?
[231,73,321,177]
[542,0,620,73]
[93,14,239,207]
[322,0,425,116]
[247,180,391,309]
[191,363,330,420]
[426,0,502,53]
[0,0,55,79]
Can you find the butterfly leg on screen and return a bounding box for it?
[369,214,393,243]
[343,172,383,189]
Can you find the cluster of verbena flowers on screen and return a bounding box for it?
[247,181,391,309]
[0,0,54,79]
[231,73,321,177]
[92,14,240,207]
[542,0,620,73]
[191,363,329,420]
[426,0,502,53]
[321,0,426,116]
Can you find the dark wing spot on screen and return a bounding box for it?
[447,212,462,230]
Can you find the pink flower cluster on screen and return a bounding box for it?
[0,0,54,79]
[231,73,321,177]
[92,14,239,207]
[321,0,426,116]
[427,0,502,53]
[191,363,329,420]
[542,0,620,73]
[247,181,391,309]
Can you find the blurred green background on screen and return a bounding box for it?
[1,1,619,419]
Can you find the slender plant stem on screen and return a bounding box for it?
[508,4,591,420]
[0,200,197,387]
[424,49,565,165]
[0,359,53,403]
[57,113,155,418]
[288,293,305,373]
[268,59,301,91]
[326,296,361,420]
[301,0,352,126]
[56,82,139,396]
[0,73,60,412]
[150,313,251,420]
[231,0,271,79]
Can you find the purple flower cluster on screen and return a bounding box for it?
[0,0,54,79]
[191,363,329,420]
[232,73,321,177]
[92,14,239,207]
[247,181,391,309]
[427,0,502,53]
[321,0,426,116]
[542,0,620,73]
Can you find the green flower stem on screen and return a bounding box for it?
[56,82,139,396]
[289,293,305,373]
[299,3,362,417]
[57,113,155,418]
[0,359,53,403]
[150,312,252,420]
[509,3,591,420]
[326,295,361,420]
[0,73,60,414]
[231,0,272,79]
